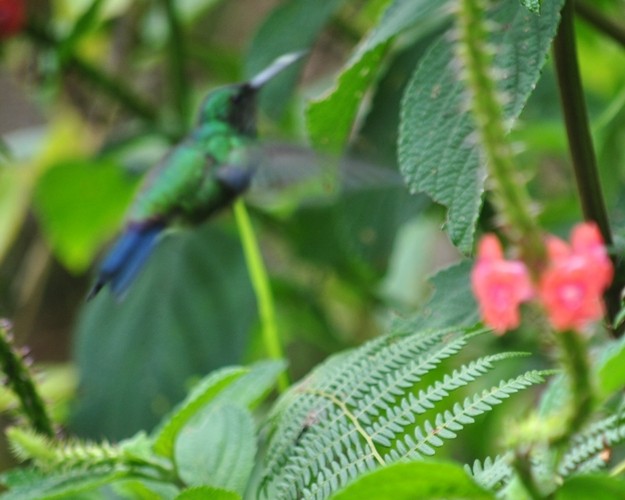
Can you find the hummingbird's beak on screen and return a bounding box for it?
[248,51,307,90]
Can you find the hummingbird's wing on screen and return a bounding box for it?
[244,144,405,210]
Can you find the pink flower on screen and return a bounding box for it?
[471,234,534,334]
[539,223,613,331]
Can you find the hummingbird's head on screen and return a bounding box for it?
[196,51,306,136]
[197,84,258,136]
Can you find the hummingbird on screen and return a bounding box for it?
[87,52,304,299]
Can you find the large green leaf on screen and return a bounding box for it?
[33,158,138,272]
[329,461,493,499]
[175,405,256,494]
[398,0,565,252]
[71,224,256,440]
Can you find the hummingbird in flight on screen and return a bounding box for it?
[88,52,304,299]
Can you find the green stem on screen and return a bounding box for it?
[455,0,544,266]
[552,0,622,334]
[25,22,158,126]
[553,330,594,447]
[161,0,191,129]
[233,201,289,392]
[576,1,625,49]
[0,320,54,437]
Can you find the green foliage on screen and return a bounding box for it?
[259,325,546,499]
[3,0,625,498]
[398,0,564,252]
[329,460,494,499]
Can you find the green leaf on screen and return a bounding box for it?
[209,359,287,409]
[33,158,138,272]
[398,0,565,252]
[306,0,448,153]
[306,43,390,153]
[556,475,625,500]
[176,486,240,500]
[152,366,247,458]
[0,467,127,500]
[71,225,256,440]
[597,334,625,397]
[405,260,480,331]
[245,0,345,119]
[329,460,494,499]
[175,405,256,494]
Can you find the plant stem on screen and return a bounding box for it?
[455,0,544,266]
[161,0,191,129]
[233,201,289,392]
[576,1,625,49]
[25,22,158,126]
[554,330,594,447]
[0,320,54,437]
[552,0,622,334]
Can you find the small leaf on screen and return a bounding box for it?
[175,405,255,495]
[329,460,494,499]
[176,486,241,500]
[152,366,248,458]
[597,335,625,397]
[556,475,625,500]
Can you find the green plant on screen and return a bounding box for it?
[2,0,625,498]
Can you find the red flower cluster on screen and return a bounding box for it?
[0,0,25,40]
[471,223,613,334]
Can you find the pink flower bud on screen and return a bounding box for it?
[471,234,533,334]
[539,223,613,332]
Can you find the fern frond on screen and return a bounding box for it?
[260,327,545,499]
[465,453,513,491]
[385,371,548,462]
[558,413,625,476]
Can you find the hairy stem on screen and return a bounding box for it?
[455,0,544,266]
[554,330,594,447]
[233,201,289,392]
[553,0,622,334]
[0,320,54,437]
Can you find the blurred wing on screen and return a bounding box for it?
[246,143,405,211]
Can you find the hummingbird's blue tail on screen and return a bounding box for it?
[87,222,165,300]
